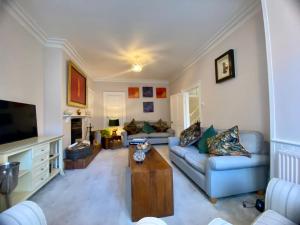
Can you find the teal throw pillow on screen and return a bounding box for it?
[196,125,217,153]
[142,122,155,134]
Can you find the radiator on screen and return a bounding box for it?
[278,150,300,184]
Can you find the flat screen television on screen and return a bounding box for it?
[0,100,38,145]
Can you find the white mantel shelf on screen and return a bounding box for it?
[63,115,91,119]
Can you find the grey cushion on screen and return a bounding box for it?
[128,133,149,139]
[239,131,264,154]
[147,132,172,138]
[184,150,208,174]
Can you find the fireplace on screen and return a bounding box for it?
[71,118,82,144]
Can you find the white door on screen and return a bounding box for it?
[103,92,126,127]
[170,93,189,136]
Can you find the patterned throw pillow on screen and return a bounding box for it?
[179,121,201,147]
[153,119,169,132]
[207,126,251,157]
[123,119,140,135]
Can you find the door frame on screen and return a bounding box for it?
[181,81,202,126]
[103,92,126,127]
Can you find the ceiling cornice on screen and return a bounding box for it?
[3,0,48,44]
[3,0,94,80]
[170,0,261,83]
[94,78,169,85]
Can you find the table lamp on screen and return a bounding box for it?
[108,119,120,137]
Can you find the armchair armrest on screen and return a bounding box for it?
[265,178,300,224]
[168,136,180,148]
[208,154,269,171]
[0,201,47,225]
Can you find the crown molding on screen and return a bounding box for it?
[170,0,261,84]
[94,78,169,85]
[45,38,94,78]
[3,0,95,80]
[3,0,48,44]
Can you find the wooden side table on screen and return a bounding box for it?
[102,136,123,149]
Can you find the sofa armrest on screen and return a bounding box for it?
[167,128,175,136]
[0,201,47,225]
[168,136,180,148]
[265,178,300,224]
[121,130,128,139]
[208,154,269,171]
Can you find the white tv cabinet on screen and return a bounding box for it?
[0,135,64,211]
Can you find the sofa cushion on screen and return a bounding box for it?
[239,131,264,154]
[207,126,251,157]
[124,119,140,135]
[196,125,217,153]
[184,150,208,174]
[153,119,169,132]
[142,122,155,134]
[179,121,201,147]
[253,210,296,225]
[148,132,172,138]
[170,146,189,158]
[128,133,149,139]
[208,154,269,170]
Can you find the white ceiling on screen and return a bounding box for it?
[16,0,257,81]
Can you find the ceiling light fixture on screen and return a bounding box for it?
[131,63,143,73]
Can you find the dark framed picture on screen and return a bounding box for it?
[215,49,235,83]
[142,87,153,97]
[143,102,154,113]
[67,61,87,108]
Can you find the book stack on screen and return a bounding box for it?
[129,138,147,145]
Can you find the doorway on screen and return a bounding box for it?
[103,92,126,128]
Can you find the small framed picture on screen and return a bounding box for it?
[128,87,139,98]
[143,102,154,113]
[142,87,153,97]
[215,49,235,83]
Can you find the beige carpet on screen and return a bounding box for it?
[30,145,260,225]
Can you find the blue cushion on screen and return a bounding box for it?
[170,146,198,158]
[208,154,269,171]
[184,150,208,174]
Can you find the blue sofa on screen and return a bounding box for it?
[168,129,269,202]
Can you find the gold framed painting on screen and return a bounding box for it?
[67,61,87,108]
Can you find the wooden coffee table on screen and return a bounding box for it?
[129,145,174,222]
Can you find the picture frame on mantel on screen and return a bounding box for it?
[67,61,87,108]
[215,49,235,83]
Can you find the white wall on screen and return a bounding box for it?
[170,10,270,139]
[261,0,300,177]
[0,6,45,135]
[94,82,170,129]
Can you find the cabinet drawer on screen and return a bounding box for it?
[32,161,49,178]
[33,170,49,189]
[33,152,49,167]
[33,144,50,158]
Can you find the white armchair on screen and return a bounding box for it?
[0,201,47,225]
[209,178,300,225]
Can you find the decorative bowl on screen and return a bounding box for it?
[136,141,151,153]
[133,150,146,163]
